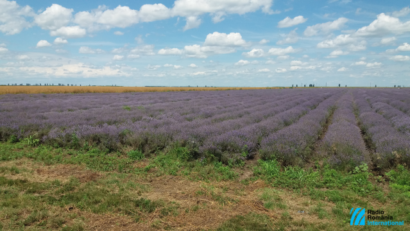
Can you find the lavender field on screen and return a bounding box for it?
[1,88,410,170]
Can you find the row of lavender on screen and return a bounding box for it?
[319,92,370,170]
[353,90,410,168]
[0,89,336,154]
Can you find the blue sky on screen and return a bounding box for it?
[0,0,409,87]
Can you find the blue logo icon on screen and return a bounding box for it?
[350,208,366,226]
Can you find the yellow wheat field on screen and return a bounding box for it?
[0,86,273,95]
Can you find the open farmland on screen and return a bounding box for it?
[1,88,410,230]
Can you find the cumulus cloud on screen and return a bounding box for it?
[354,13,410,37]
[259,39,269,44]
[277,29,298,45]
[0,0,35,35]
[353,61,367,65]
[55,49,67,53]
[139,3,171,22]
[79,46,105,54]
[74,5,139,31]
[317,34,366,51]
[184,44,234,58]
[327,49,349,58]
[113,55,124,60]
[147,64,161,70]
[158,48,183,55]
[304,17,348,36]
[366,62,381,67]
[50,26,86,38]
[268,46,296,56]
[258,68,270,72]
[135,35,144,44]
[380,37,396,45]
[290,66,302,70]
[183,16,201,31]
[114,31,124,35]
[290,60,303,66]
[0,47,8,53]
[235,60,250,66]
[19,63,129,77]
[189,63,197,68]
[275,68,287,73]
[278,16,307,28]
[204,32,247,46]
[164,64,182,69]
[391,7,410,18]
[127,54,140,59]
[242,49,265,58]
[397,43,410,51]
[36,40,52,48]
[337,67,347,72]
[35,4,73,30]
[17,55,29,60]
[130,45,155,55]
[54,37,68,44]
[389,55,410,61]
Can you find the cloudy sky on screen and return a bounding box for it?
[0,0,409,87]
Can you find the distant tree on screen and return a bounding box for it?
[338,84,340,87]
[304,84,306,87]
[394,85,396,88]
[375,85,377,87]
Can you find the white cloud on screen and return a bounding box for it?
[36,40,52,48]
[391,7,410,18]
[242,49,265,58]
[173,65,182,69]
[74,5,139,31]
[111,47,128,54]
[259,39,269,45]
[304,17,348,36]
[275,68,287,73]
[389,55,410,61]
[139,3,171,22]
[184,44,235,58]
[268,46,296,56]
[317,34,366,51]
[189,63,197,68]
[114,31,124,35]
[337,67,347,72]
[50,26,86,38]
[17,55,29,60]
[0,47,8,53]
[397,43,410,51]
[19,63,129,77]
[164,64,173,67]
[34,4,73,30]
[235,60,250,66]
[127,54,140,59]
[354,13,410,37]
[79,46,105,54]
[204,32,247,46]
[366,62,381,67]
[113,55,124,60]
[135,35,144,44]
[278,16,307,28]
[54,37,68,45]
[183,16,201,31]
[277,29,298,45]
[0,0,34,35]
[290,60,303,66]
[353,61,367,65]
[158,48,183,55]
[290,66,302,70]
[266,60,275,64]
[327,49,349,58]
[277,55,289,60]
[191,71,206,76]
[258,68,270,72]
[380,37,396,45]
[130,45,155,55]
[147,64,161,70]
[172,0,275,17]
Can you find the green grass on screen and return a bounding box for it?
[1,141,410,230]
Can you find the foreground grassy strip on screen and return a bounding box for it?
[1,142,410,230]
